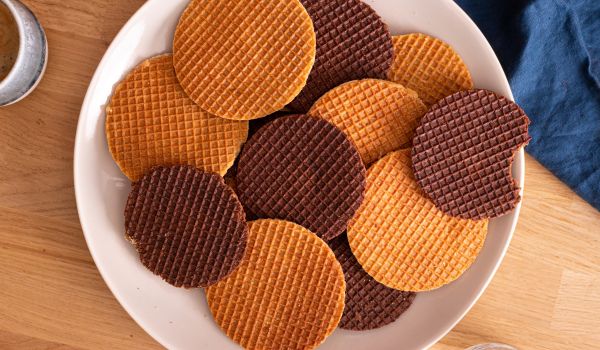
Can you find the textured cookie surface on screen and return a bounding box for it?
[236,115,366,241]
[248,111,289,139]
[348,150,488,292]
[106,54,248,181]
[309,79,427,165]
[289,0,394,112]
[412,89,531,220]
[173,0,316,120]
[329,234,415,330]
[389,34,473,107]
[206,220,345,350]
[125,165,247,288]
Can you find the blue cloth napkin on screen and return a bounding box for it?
[455,0,600,211]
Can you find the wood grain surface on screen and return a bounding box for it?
[0,1,598,349]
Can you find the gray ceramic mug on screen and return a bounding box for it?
[0,0,47,106]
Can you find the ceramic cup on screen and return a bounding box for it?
[0,0,47,106]
[466,344,518,350]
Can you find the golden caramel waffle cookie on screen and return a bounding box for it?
[309,79,427,165]
[289,0,394,112]
[173,0,316,120]
[329,234,415,330]
[236,114,366,241]
[347,150,488,292]
[125,165,248,288]
[206,219,345,350]
[412,89,531,220]
[388,34,473,107]
[105,54,248,181]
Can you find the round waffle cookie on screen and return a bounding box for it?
[412,89,531,220]
[288,0,394,112]
[206,219,345,350]
[105,54,248,181]
[348,150,488,292]
[173,0,316,120]
[388,34,474,107]
[329,234,416,331]
[309,79,427,165]
[236,114,366,241]
[125,165,247,288]
[248,111,289,140]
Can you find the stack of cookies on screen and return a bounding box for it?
[105,0,531,348]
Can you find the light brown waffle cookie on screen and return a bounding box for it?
[105,54,248,181]
[173,0,316,120]
[206,219,345,350]
[309,79,427,165]
[388,34,473,107]
[347,150,488,292]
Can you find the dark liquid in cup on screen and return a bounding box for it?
[0,3,20,82]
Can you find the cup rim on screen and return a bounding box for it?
[0,0,27,91]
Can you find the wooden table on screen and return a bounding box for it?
[1,1,598,349]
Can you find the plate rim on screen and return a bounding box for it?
[73,0,525,349]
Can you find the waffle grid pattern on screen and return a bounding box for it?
[412,89,531,220]
[329,234,415,330]
[348,150,488,292]
[236,115,366,241]
[106,55,248,181]
[388,34,474,107]
[289,0,394,112]
[125,165,248,288]
[173,0,316,120]
[309,79,427,165]
[206,220,345,350]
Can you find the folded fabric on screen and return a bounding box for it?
[456,0,600,211]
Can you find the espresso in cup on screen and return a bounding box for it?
[0,2,20,81]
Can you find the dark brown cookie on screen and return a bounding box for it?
[236,114,366,241]
[248,111,289,139]
[125,165,248,288]
[329,234,415,331]
[223,166,260,222]
[412,89,531,220]
[225,111,290,189]
[288,0,394,112]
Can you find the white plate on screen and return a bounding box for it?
[74,0,524,349]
